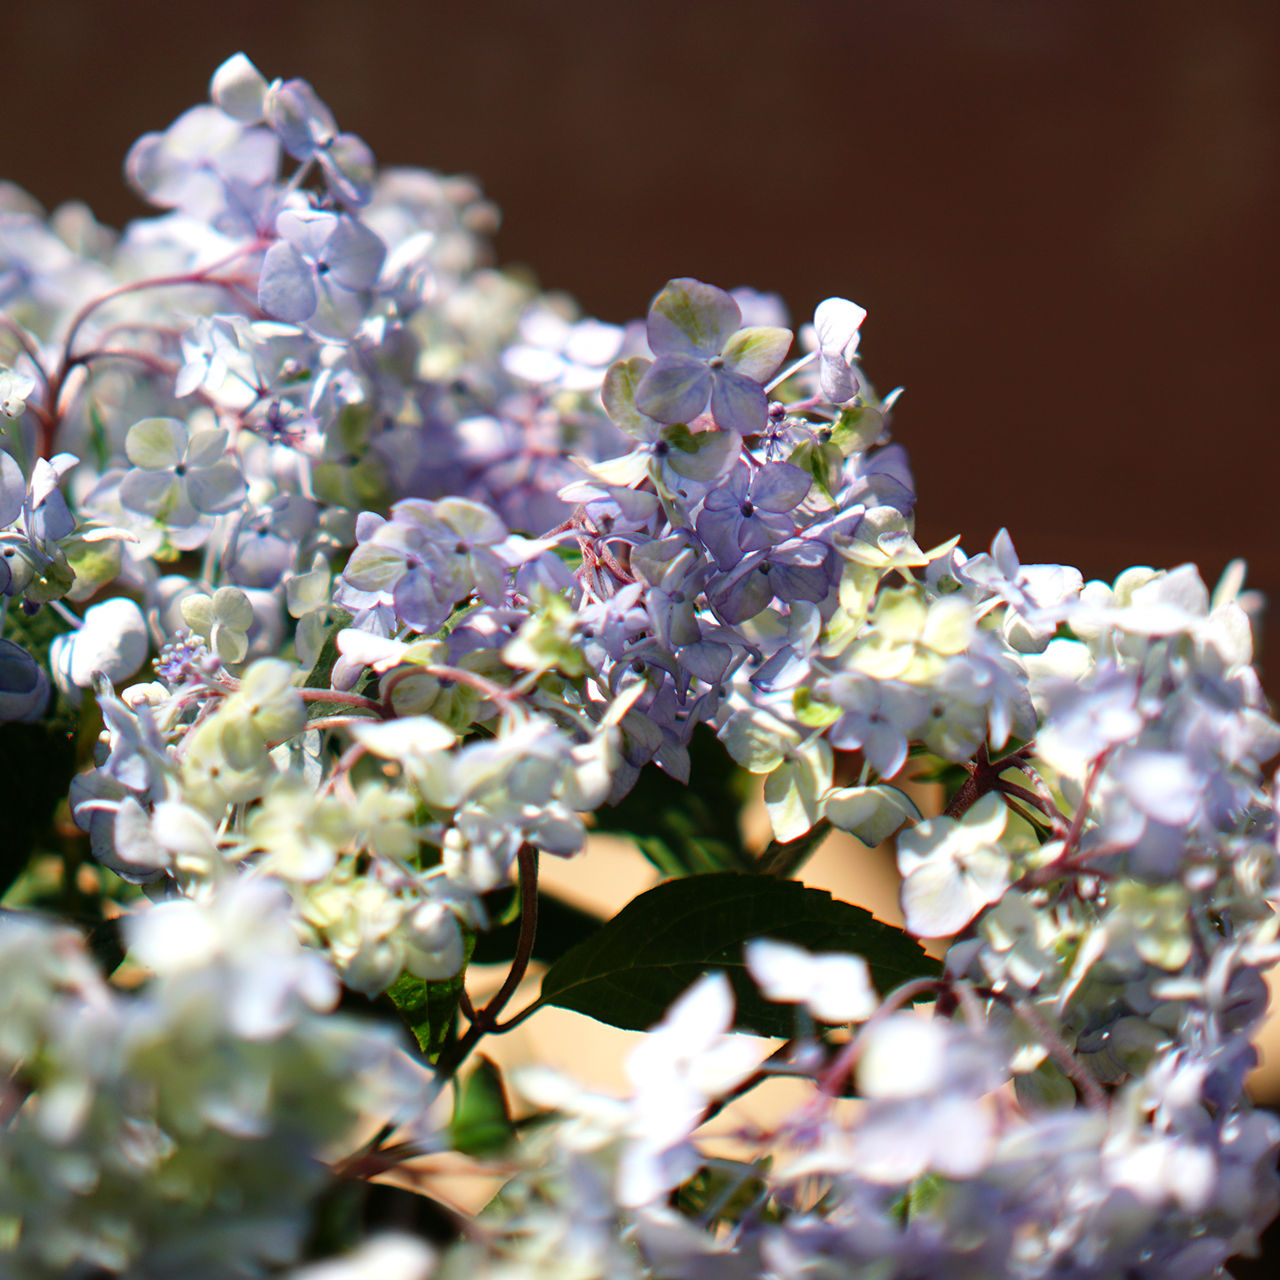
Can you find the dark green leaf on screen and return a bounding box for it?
[450,1056,514,1156]
[674,1160,774,1227]
[0,718,77,899]
[471,890,603,965]
[539,872,938,1037]
[388,928,476,1061]
[592,725,754,876]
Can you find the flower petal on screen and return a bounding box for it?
[119,468,187,524]
[720,324,792,382]
[126,417,187,470]
[709,369,768,435]
[258,240,318,322]
[646,278,741,358]
[322,215,386,290]
[186,461,247,515]
[635,353,712,425]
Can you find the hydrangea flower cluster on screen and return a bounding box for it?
[0,52,1276,1279]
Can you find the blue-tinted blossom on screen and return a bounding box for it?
[634,278,792,435]
[0,51,1275,1280]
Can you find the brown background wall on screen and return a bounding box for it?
[3,0,1278,656]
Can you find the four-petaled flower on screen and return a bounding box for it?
[635,278,792,435]
[119,417,246,528]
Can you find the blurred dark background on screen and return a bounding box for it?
[2,0,1278,665]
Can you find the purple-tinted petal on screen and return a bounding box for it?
[216,128,281,188]
[322,216,386,290]
[393,567,449,633]
[695,505,742,570]
[754,510,795,543]
[737,515,778,556]
[258,241,318,322]
[992,528,1020,581]
[709,369,768,435]
[119,469,198,528]
[229,529,293,588]
[276,208,338,259]
[344,542,409,594]
[635,353,712,425]
[0,452,26,528]
[32,490,75,542]
[770,541,835,604]
[470,550,509,608]
[677,640,732,684]
[311,279,367,339]
[818,352,861,404]
[814,298,866,401]
[118,468,176,516]
[829,710,869,753]
[709,557,774,624]
[862,720,910,779]
[318,134,375,207]
[702,462,750,512]
[186,461,247,515]
[751,461,811,512]
[264,78,336,159]
[646,278,741,358]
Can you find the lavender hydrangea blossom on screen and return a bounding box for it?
[0,49,1275,1280]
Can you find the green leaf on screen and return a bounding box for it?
[788,439,843,501]
[301,608,352,707]
[674,1160,773,1227]
[471,889,603,965]
[0,719,78,899]
[450,1056,514,1156]
[538,872,939,1037]
[387,928,476,1061]
[829,404,885,456]
[591,725,755,876]
[0,600,79,898]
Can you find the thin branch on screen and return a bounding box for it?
[943,742,991,818]
[1061,752,1107,862]
[300,686,391,717]
[819,977,950,1096]
[0,317,46,382]
[38,241,268,457]
[422,664,518,705]
[435,845,540,1074]
[290,714,378,735]
[985,989,1108,1110]
[764,349,817,394]
[994,780,1061,825]
[68,347,177,379]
